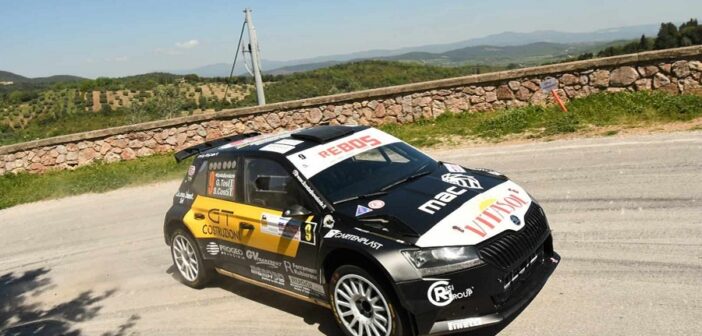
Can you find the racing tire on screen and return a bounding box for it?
[329,265,410,336]
[170,229,212,288]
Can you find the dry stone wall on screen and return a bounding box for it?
[1,46,701,176]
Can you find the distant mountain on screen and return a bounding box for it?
[177,23,661,77]
[0,70,85,84]
[0,71,30,83]
[382,41,622,66]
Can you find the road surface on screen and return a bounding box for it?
[1,131,701,336]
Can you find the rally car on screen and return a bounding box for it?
[164,125,560,336]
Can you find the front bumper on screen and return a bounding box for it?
[394,236,559,335]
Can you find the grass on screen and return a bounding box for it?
[381,91,702,147]
[0,154,190,209]
[1,91,701,210]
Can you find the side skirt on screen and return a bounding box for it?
[215,267,331,309]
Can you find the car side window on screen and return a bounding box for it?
[191,161,210,196]
[204,159,238,201]
[243,157,310,211]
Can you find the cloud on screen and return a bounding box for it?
[105,56,129,62]
[175,39,199,49]
[154,48,182,56]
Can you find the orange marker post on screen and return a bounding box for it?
[540,77,568,113]
[551,90,568,112]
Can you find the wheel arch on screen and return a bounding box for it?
[164,219,191,245]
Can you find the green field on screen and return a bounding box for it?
[1,91,700,210]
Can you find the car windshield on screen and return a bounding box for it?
[310,143,437,203]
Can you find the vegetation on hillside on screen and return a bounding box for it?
[576,19,702,60]
[240,61,505,104]
[2,91,700,209]
[0,61,503,145]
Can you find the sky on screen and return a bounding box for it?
[1,0,700,78]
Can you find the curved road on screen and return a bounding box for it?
[1,131,701,335]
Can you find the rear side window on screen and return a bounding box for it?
[192,158,238,201]
[206,159,237,200]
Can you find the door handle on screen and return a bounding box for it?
[240,222,255,231]
[194,213,205,220]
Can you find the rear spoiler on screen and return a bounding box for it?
[174,132,260,163]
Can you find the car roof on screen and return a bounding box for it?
[197,125,370,158]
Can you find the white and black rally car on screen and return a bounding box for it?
[164,125,560,335]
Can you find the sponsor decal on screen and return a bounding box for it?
[441,173,483,190]
[175,191,194,200]
[447,317,482,332]
[196,152,219,159]
[201,224,239,241]
[205,242,220,256]
[444,163,466,173]
[415,181,533,247]
[219,244,245,259]
[322,214,335,229]
[292,170,327,209]
[220,131,297,150]
[187,165,196,177]
[207,171,236,198]
[276,139,304,146]
[355,205,373,216]
[323,229,383,250]
[208,208,235,226]
[286,128,401,177]
[284,261,318,281]
[260,214,316,245]
[260,143,295,154]
[427,280,474,307]
[418,186,467,215]
[510,215,521,225]
[455,193,528,238]
[472,168,504,177]
[175,191,194,204]
[246,250,282,269]
[250,265,285,286]
[261,213,301,240]
[288,275,325,295]
[368,200,385,209]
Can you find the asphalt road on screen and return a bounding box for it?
[1,131,701,336]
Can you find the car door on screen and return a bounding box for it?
[184,155,243,259]
[235,155,323,294]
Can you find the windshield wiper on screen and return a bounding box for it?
[333,190,388,205]
[380,163,433,192]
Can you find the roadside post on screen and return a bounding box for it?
[540,77,568,112]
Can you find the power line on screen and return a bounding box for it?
[223,21,247,103]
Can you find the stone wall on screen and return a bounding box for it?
[1,46,701,176]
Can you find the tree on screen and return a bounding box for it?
[679,18,702,45]
[654,22,680,50]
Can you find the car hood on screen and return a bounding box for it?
[334,165,534,248]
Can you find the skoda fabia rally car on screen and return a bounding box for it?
[164,125,559,335]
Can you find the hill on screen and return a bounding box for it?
[381,41,620,66]
[180,23,661,77]
[0,71,84,84]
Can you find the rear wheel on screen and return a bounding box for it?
[170,229,211,288]
[329,265,409,336]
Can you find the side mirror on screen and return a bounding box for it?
[283,204,312,218]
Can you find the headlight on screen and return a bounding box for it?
[402,247,484,277]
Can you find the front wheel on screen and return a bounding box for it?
[329,265,410,336]
[170,229,212,288]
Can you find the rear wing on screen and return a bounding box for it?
[174,132,260,163]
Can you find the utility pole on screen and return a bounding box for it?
[243,8,266,105]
